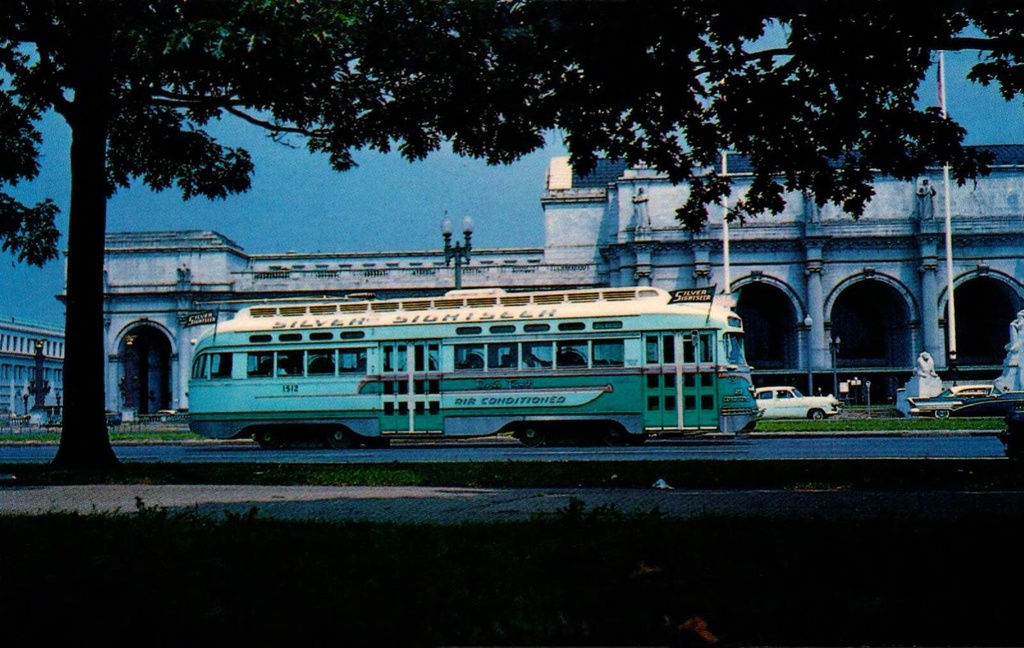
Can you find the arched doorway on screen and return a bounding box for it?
[118,324,172,415]
[953,277,1022,367]
[736,282,798,370]
[830,280,912,369]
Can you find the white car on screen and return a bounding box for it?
[754,386,842,420]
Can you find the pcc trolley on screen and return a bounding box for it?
[187,286,759,448]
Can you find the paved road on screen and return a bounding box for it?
[0,431,1007,464]
[2,483,1023,523]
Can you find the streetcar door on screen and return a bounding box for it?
[643,333,682,430]
[643,331,718,431]
[380,341,441,434]
[683,331,719,429]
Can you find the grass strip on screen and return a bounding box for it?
[3,457,1023,490]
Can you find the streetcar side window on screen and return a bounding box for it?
[247,351,274,377]
[699,332,715,363]
[488,342,518,369]
[210,353,233,379]
[556,340,588,368]
[645,336,659,364]
[382,345,407,373]
[306,350,336,376]
[454,344,484,370]
[338,348,368,373]
[522,341,553,368]
[276,350,304,377]
[593,340,625,367]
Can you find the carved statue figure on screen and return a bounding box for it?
[901,350,943,404]
[632,187,651,237]
[916,351,938,378]
[915,177,936,220]
[995,310,1024,392]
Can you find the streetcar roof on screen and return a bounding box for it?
[202,287,741,337]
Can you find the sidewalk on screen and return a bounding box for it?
[3,483,1023,523]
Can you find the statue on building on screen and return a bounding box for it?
[994,310,1024,393]
[632,187,651,239]
[177,264,192,285]
[802,191,821,224]
[914,177,936,220]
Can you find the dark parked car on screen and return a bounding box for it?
[908,384,1024,418]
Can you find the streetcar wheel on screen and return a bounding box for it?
[601,425,628,446]
[325,429,355,449]
[518,426,546,447]
[808,409,825,420]
[935,409,951,420]
[254,429,282,449]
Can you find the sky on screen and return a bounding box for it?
[4,49,1024,328]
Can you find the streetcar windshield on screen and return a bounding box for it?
[723,333,746,366]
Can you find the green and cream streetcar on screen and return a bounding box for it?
[188,286,759,448]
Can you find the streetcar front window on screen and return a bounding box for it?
[723,333,746,366]
[192,354,209,380]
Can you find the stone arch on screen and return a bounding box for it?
[943,271,1024,367]
[116,321,174,415]
[826,273,916,369]
[734,275,804,370]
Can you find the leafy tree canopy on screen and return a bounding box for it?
[359,0,1024,229]
[3,0,1024,468]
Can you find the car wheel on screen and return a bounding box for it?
[518,426,546,447]
[808,409,825,420]
[935,409,951,419]
[324,428,356,449]
[254,429,283,449]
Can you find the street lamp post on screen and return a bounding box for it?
[829,336,841,398]
[803,315,813,395]
[441,215,474,289]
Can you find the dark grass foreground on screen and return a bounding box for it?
[1,500,1021,647]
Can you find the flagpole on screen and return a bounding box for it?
[939,51,958,375]
[721,151,732,302]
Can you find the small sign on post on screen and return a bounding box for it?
[669,286,716,304]
[183,311,217,327]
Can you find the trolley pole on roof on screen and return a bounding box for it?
[441,214,474,290]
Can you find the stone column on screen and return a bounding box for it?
[919,258,940,359]
[805,263,826,370]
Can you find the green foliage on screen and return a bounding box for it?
[4,1,1024,466]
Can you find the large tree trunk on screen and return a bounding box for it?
[51,36,119,470]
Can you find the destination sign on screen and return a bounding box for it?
[669,286,716,304]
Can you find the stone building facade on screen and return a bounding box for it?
[100,146,1024,413]
[0,318,64,418]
